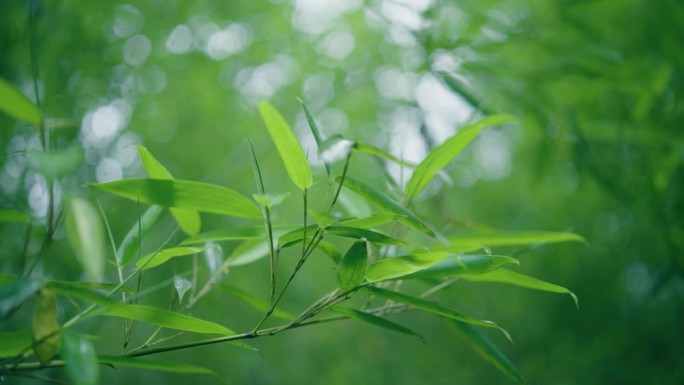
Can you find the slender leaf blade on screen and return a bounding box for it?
[61,329,99,385]
[32,288,60,364]
[329,306,422,339]
[335,176,435,237]
[117,205,163,266]
[337,241,368,291]
[65,196,106,282]
[99,356,215,375]
[401,255,520,280]
[462,269,579,308]
[25,146,84,179]
[338,212,401,229]
[137,246,208,270]
[90,178,261,219]
[258,100,313,190]
[299,99,332,176]
[0,77,41,126]
[363,286,511,341]
[406,115,516,198]
[0,208,30,223]
[448,321,528,385]
[448,231,587,247]
[353,142,416,167]
[327,226,409,246]
[366,252,451,282]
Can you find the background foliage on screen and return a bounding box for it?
[1,0,682,384]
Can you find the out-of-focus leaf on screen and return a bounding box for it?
[0,77,41,126]
[462,269,579,308]
[61,329,99,385]
[448,321,528,385]
[363,286,511,341]
[429,243,488,254]
[335,176,435,237]
[137,146,201,235]
[401,255,520,280]
[93,304,235,335]
[32,288,60,364]
[327,226,409,246]
[315,241,342,264]
[99,356,215,375]
[47,281,119,306]
[174,276,192,304]
[406,115,516,199]
[329,306,422,339]
[309,210,335,228]
[448,231,587,247]
[25,146,83,179]
[337,188,372,218]
[218,285,295,321]
[277,225,318,249]
[299,99,331,176]
[230,240,270,267]
[338,212,401,229]
[337,241,368,291]
[0,331,32,357]
[0,276,42,318]
[203,242,224,275]
[65,196,106,282]
[253,192,290,208]
[137,246,208,270]
[117,205,163,266]
[45,279,134,294]
[366,252,451,282]
[0,208,30,223]
[353,142,416,168]
[181,226,271,245]
[258,100,313,190]
[90,178,261,219]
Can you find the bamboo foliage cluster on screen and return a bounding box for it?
[0,80,584,385]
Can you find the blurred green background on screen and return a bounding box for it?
[1,0,683,384]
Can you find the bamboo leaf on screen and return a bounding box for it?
[229,240,270,267]
[117,205,163,266]
[338,212,401,229]
[353,142,416,167]
[327,226,409,246]
[218,285,295,321]
[335,176,435,237]
[182,226,265,245]
[25,146,84,179]
[315,241,342,264]
[406,115,516,199]
[337,241,368,291]
[448,230,587,247]
[99,356,215,375]
[48,281,120,306]
[299,99,331,176]
[0,208,30,223]
[401,255,520,280]
[32,288,60,364]
[138,146,201,235]
[448,321,528,385]
[61,329,99,385]
[0,276,42,318]
[363,286,512,341]
[65,196,106,282]
[93,304,236,335]
[90,178,261,219]
[258,100,313,190]
[0,331,32,357]
[137,246,208,270]
[0,77,41,126]
[462,269,579,308]
[329,306,423,339]
[366,252,451,282]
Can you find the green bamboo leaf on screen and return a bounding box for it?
[462,269,579,308]
[353,142,416,168]
[0,208,30,223]
[218,285,295,321]
[47,281,119,306]
[138,146,201,235]
[93,304,235,335]
[448,230,587,247]
[335,176,435,237]
[61,329,99,385]
[299,99,332,176]
[329,306,423,339]
[0,331,32,357]
[448,321,528,385]
[1,276,42,318]
[366,252,451,282]
[229,240,270,267]
[277,225,318,249]
[338,241,368,291]
[137,246,208,270]
[363,286,512,341]
[90,178,261,219]
[65,196,106,282]
[32,288,60,364]
[401,255,520,280]
[315,240,342,264]
[309,210,335,228]
[181,226,265,245]
[338,212,401,229]
[0,77,41,126]
[117,205,164,266]
[327,226,409,246]
[99,356,215,375]
[25,146,84,179]
[258,100,313,190]
[406,115,516,199]
[253,192,290,208]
